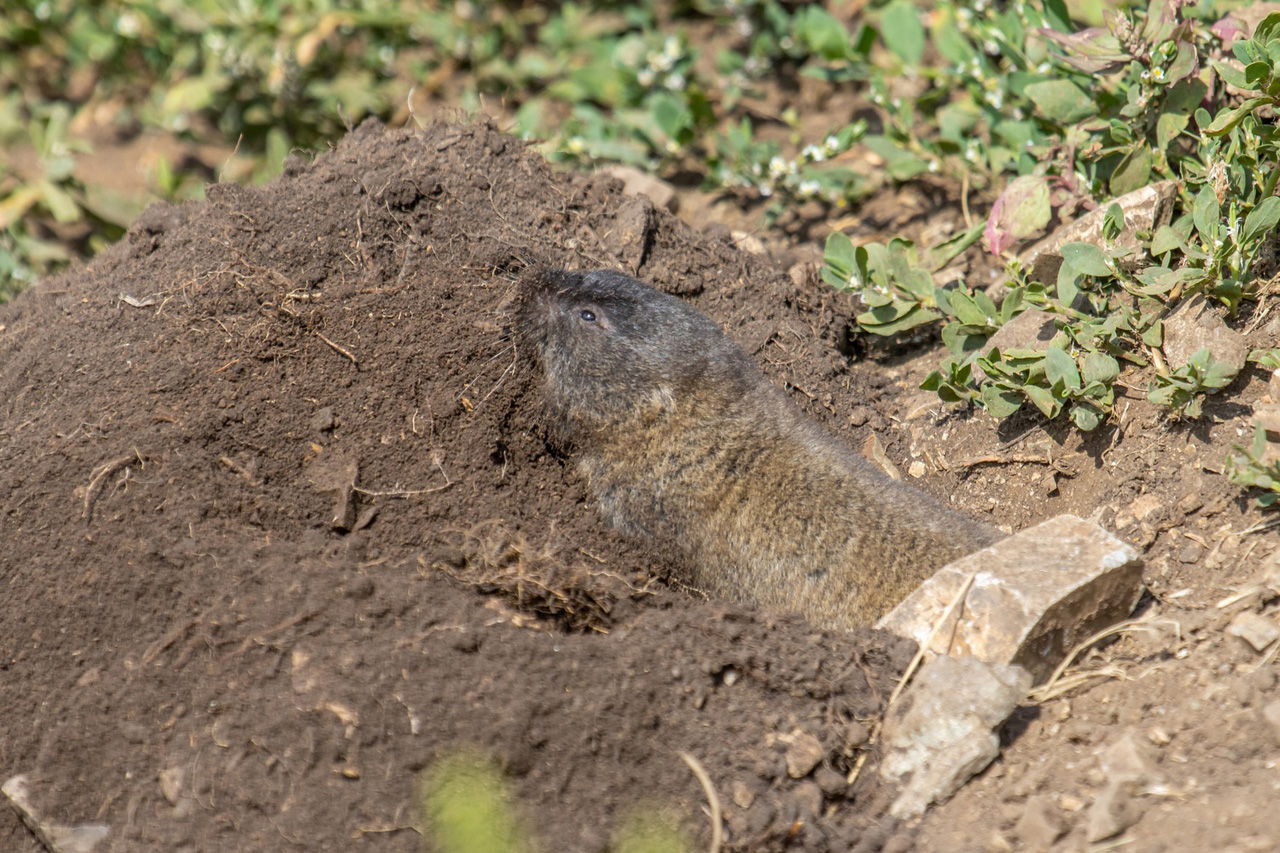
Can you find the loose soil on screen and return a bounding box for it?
[3,119,1279,853]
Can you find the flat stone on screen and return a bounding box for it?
[972,307,1057,382]
[1085,780,1142,843]
[607,195,655,274]
[596,164,678,212]
[876,514,1144,684]
[3,774,110,853]
[1227,612,1280,652]
[1098,732,1161,787]
[1262,701,1280,737]
[879,655,1032,819]
[1161,294,1248,375]
[1014,794,1067,851]
[1019,180,1177,284]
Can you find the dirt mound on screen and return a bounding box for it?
[0,121,923,852]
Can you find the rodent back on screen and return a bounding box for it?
[516,269,754,434]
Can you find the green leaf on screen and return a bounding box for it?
[1024,80,1097,124]
[947,289,992,326]
[821,232,857,290]
[932,13,975,63]
[36,179,82,223]
[1244,197,1280,244]
[1245,60,1273,90]
[1248,348,1280,368]
[1070,402,1104,431]
[1102,203,1124,241]
[1045,346,1082,391]
[856,303,942,335]
[1149,225,1187,256]
[1204,98,1268,135]
[1110,144,1152,196]
[981,384,1023,418]
[880,1,925,65]
[1056,261,1080,307]
[1083,351,1120,384]
[862,135,930,180]
[1192,186,1220,244]
[795,6,854,61]
[1023,383,1061,418]
[1060,242,1112,276]
[1141,319,1164,347]
[1254,11,1280,45]
[1214,60,1248,89]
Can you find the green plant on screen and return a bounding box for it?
[420,749,525,853]
[823,3,1280,430]
[1227,424,1280,508]
[419,748,692,853]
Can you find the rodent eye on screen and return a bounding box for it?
[578,309,597,323]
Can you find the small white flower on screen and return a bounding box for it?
[928,160,940,173]
[802,144,824,162]
[637,67,655,87]
[768,156,788,177]
[116,12,140,37]
[758,183,774,198]
[1151,67,1166,82]
[665,72,686,91]
[798,180,821,196]
[567,136,586,154]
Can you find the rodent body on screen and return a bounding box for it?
[516,268,1001,629]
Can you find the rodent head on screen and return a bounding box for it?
[517,268,752,436]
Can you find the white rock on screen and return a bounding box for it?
[879,655,1032,819]
[877,515,1144,683]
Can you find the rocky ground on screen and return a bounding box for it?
[2,119,1279,852]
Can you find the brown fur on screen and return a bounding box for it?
[516,268,1000,629]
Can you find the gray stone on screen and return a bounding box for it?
[597,164,678,212]
[1014,794,1067,851]
[1227,612,1280,652]
[877,515,1144,684]
[1085,780,1142,842]
[1098,732,1161,787]
[3,774,110,853]
[879,655,1032,819]
[1261,700,1280,738]
[1161,293,1248,375]
[972,307,1057,383]
[1019,180,1177,285]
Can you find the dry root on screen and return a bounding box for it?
[429,521,650,633]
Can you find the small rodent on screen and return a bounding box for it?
[516,268,1001,629]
